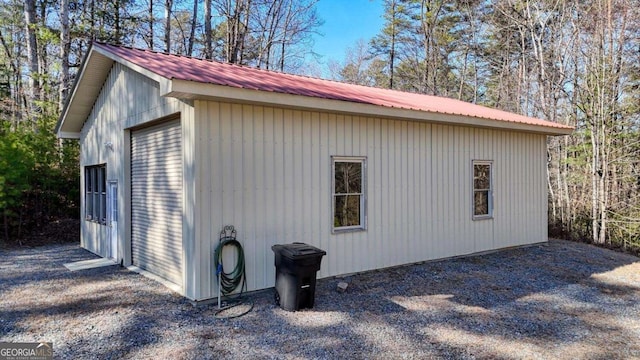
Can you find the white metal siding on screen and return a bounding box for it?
[193,101,549,299]
[131,119,183,286]
[79,62,195,296]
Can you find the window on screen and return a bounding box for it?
[473,161,493,219]
[332,157,366,231]
[85,165,107,224]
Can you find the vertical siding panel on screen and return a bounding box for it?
[232,104,244,234]
[438,124,448,257]
[290,110,301,242]
[494,130,505,248]
[401,121,410,262]
[447,125,456,255]
[317,112,329,267]
[299,111,319,245]
[252,106,263,289]
[455,126,462,253]
[242,104,256,290]
[219,103,232,229]
[505,130,514,248]
[205,101,219,297]
[514,132,524,246]
[516,132,524,245]
[378,119,388,267]
[274,107,286,244]
[390,119,399,266]
[210,101,224,297]
[424,123,433,259]
[407,122,416,260]
[451,126,461,254]
[431,124,440,257]
[521,132,528,245]
[540,136,547,242]
[393,120,400,261]
[309,112,321,257]
[263,106,276,286]
[370,117,381,270]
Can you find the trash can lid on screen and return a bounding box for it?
[271,242,326,259]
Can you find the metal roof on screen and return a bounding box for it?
[56,42,574,137]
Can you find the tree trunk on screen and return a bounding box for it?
[24,0,40,115]
[114,0,121,43]
[149,0,154,49]
[165,0,173,52]
[187,0,198,56]
[389,0,396,89]
[59,0,70,111]
[204,0,211,58]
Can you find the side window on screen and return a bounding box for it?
[332,156,366,232]
[473,160,493,219]
[85,165,107,224]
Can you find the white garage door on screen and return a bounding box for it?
[131,119,183,286]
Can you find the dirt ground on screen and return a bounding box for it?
[1,239,639,359]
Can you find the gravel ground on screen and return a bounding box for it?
[1,239,639,359]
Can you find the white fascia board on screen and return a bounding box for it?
[56,49,110,136]
[57,130,81,139]
[164,79,574,136]
[56,46,173,138]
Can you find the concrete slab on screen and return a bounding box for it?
[64,258,117,271]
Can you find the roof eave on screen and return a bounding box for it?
[56,44,114,138]
[164,79,574,136]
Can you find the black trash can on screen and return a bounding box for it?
[272,242,326,311]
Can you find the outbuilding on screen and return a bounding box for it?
[56,43,573,301]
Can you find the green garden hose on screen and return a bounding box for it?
[214,236,252,318]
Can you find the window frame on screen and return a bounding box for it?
[85,164,107,225]
[331,156,367,233]
[472,160,493,220]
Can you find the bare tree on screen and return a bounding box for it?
[187,0,198,56]
[165,0,173,52]
[23,0,39,114]
[204,0,212,58]
[59,0,70,112]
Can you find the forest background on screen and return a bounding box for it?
[1,0,638,253]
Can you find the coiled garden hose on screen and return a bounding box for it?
[214,237,253,319]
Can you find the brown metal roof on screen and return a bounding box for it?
[93,43,572,133]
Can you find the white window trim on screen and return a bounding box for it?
[472,160,493,220]
[331,156,367,233]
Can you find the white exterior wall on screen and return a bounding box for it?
[192,100,547,300]
[80,63,196,297]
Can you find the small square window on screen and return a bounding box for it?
[332,157,366,231]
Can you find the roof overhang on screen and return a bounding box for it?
[55,44,171,139]
[164,79,574,136]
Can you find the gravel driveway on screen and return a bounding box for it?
[1,239,639,359]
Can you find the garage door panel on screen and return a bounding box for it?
[131,119,183,286]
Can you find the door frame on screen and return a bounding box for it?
[107,180,118,260]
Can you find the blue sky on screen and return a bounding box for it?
[311,0,384,62]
